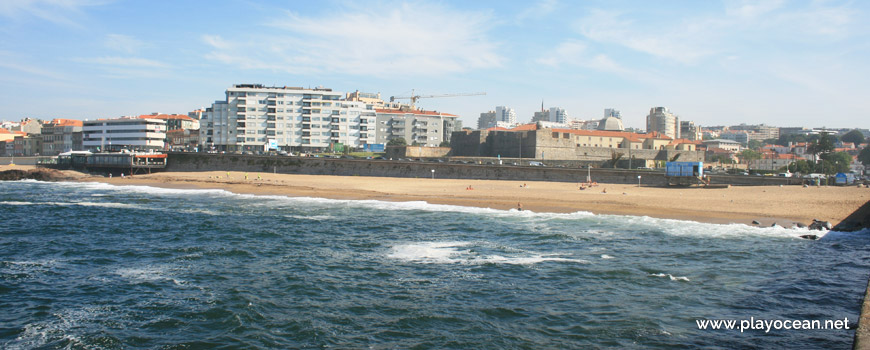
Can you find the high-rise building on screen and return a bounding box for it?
[604,108,622,119]
[201,84,377,152]
[680,120,702,141]
[646,107,680,139]
[478,111,496,129]
[495,106,516,125]
[549,107,568,123]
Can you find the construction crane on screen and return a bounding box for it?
[389,89,486,110]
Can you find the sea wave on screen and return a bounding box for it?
[649,273,691,282]
[387,241,590,265]
[34,181,834,239]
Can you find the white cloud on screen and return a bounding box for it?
[0,0,110,28]
[202,2,503,77]
[104,34,148,54]
[517,0,558,21]
[0,50,67,79]
[88,56,170,68]
[535,40,648,81]
[577,9,719,64]
[725,0,785,18]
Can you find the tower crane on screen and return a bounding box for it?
[389,89,486,110]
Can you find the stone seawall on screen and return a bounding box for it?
[165,153,800,186]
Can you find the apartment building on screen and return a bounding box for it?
[646,107,680,139]
[201,84,378,152]
[375,109,460,147]
[41,119,83,155]
[82,117,166,151]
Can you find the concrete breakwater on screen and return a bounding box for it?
[165,153,800,186]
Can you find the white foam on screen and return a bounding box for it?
[34,181,834,241]
[387,242,589,265]
[478,255,591,265]
[285,214,333,221]
[650,273,691,282]
[116,266,185,285]
[0,201,35,205]
[387,242,471,263]
[601,254,615,259]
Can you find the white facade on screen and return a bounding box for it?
[549,107,568,123]
[495,106,516,125]
[646,107,680,139]
[201,84,378,151]
[83,118,166,151]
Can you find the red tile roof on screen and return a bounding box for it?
[48,119,83,127]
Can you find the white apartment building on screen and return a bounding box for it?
[495,106,516,125]
[646,107,680,139]
[201,84,378,152]
[531,107,568,124]
[82,118,166,151]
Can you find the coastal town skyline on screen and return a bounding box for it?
[1,1,868,129]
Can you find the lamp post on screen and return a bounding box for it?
[431,169,435,180]
[637,175,642,187]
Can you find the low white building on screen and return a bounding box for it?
[83,118,166,151]
[703,139,742,152]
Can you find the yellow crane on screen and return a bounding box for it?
[390,89,486,110]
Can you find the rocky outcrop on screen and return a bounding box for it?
[808,219,833,231]
[0,168,78,181]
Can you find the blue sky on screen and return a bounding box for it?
[1,0,867,130]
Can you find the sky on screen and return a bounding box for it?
[1,0,868,130]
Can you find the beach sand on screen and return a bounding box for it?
[65,169,870,227]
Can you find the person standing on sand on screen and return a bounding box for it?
[517,202,523,211]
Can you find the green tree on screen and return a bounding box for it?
[737,149,762,168]
[387,138,407,147]
[707,154,734,164]
[820,151,852,173]
[787,160,813,174]
[747,139,763,150]
[814,159,837,175]
[807,132,835,162]
[859,147,870,166]
[439,140,450,147]
[841,129,865,145]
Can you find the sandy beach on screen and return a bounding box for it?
[44,167,867,227]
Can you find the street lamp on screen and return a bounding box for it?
[637,175,642,187]
[431,169,435,180]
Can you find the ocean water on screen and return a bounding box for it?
[1,180,868,349]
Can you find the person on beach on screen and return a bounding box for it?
[517,202,523,211]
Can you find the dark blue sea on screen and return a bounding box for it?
[1,180,868,349]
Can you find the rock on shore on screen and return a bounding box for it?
[0,168,79,181]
